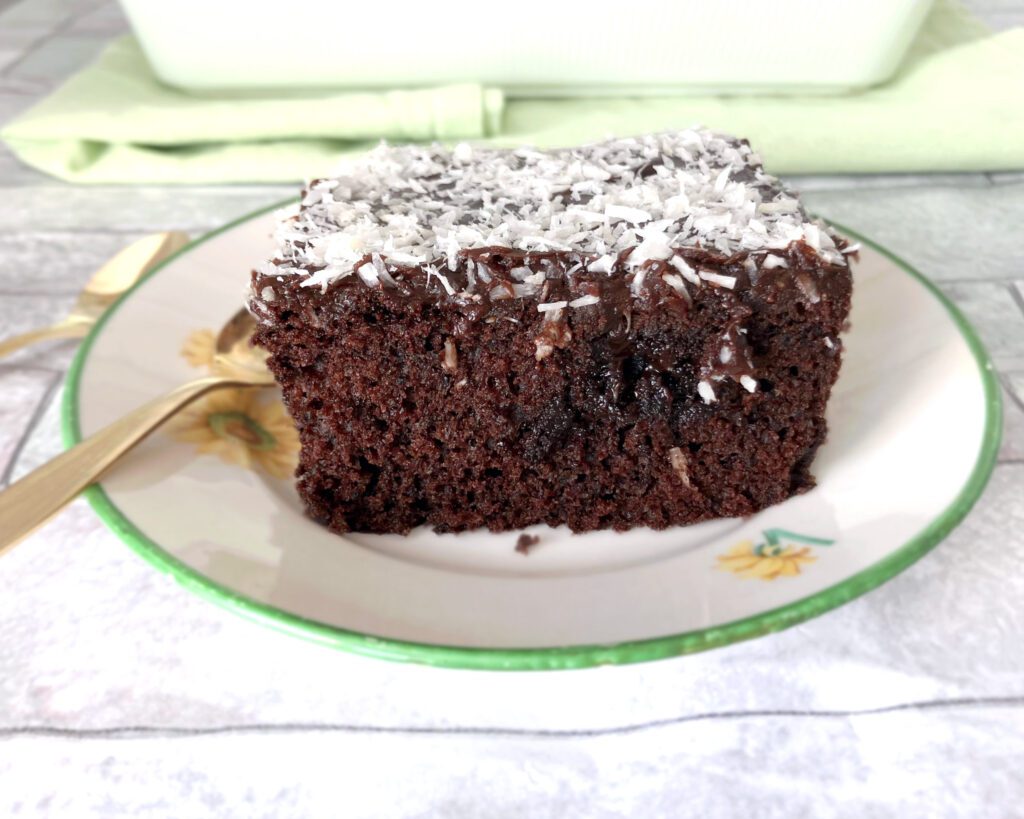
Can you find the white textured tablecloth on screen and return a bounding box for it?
[2,1,1024,815]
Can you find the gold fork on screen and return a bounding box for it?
[0,308,273,553]
[0,231,190,360]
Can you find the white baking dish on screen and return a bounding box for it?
[118,0,935,95]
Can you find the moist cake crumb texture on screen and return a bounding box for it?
[251,129,854,535]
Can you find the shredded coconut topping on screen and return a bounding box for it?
[668,447,692,488]
[442,338,458,372]
[261,129,847,295]
[697,380,717,404]
[698,270,737,289]
[568,294,601,308]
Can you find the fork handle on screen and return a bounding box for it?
[0,318,92,361]
[0,375,243,555]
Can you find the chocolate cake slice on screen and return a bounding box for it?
[249,130,854,534]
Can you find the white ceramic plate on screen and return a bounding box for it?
[64,204,1001,669]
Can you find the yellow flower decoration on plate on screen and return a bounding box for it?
[717,540,814,580]
[181,329,217,369]
[174,327,299,479]
[180,328,270,380]
[169,388,299,479]
[717,529,834,580]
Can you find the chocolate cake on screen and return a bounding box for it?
[249,129,854,534]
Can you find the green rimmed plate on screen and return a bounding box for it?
[62,204,1002,670]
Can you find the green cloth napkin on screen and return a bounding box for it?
[3,1,1022,183]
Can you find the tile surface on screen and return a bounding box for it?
[0,365,57,485]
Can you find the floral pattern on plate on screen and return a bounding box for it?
[170,329,298,479]
[717,529,836,580]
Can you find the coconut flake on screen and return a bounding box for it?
[605,204,652,224]
[537,301,569,313]
[762,255,788,269]
[698,270,737,289]
[356,262,379,287]
[795,273,821,303]
[630,267,648,296]
[803,223,822,251]
[740,375,758,393]
[697,380,716,404]
[534,309,571,361]
[434,271,456,296]
[629,223,674,265]
[387,251,427,265]
[588,254,615,274]
[569,294,601,308]
[668,447,691,488]
[443,338,458,372]
[670,255,701,286]
[661,273,690,299]
[713,167,731,193]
